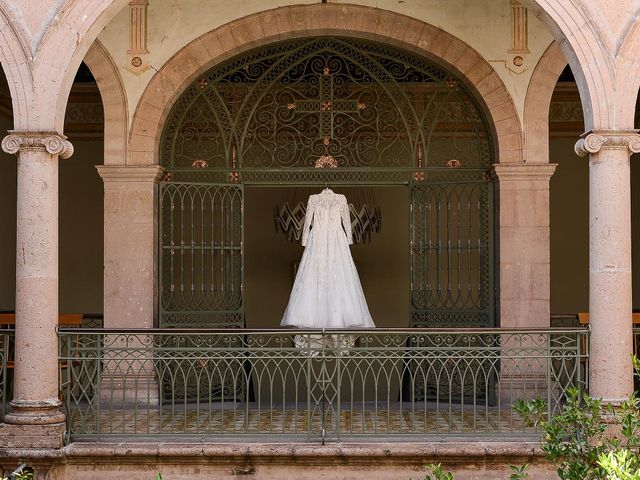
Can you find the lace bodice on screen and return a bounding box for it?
[282,188,374,328]
[301,189,353,247]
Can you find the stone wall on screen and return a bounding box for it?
[1,442,558,480]
[97,0,553,127]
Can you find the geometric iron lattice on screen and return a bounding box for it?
[410,181,494,328]
[159,183,244,329]
[160,36,493,178]
[160,36,495,329]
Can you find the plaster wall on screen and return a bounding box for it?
[0,114,15,311]
[549,138,640,314]
[96,0,554,127]
[54,461,557,480]
[1,117,623,321]
[244,186,409,329]
[549,137,588,314]
[0,134,104,314]
[4,89,637,323]
[59,139,104,313]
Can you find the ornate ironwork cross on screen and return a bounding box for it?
[286,66,366,147]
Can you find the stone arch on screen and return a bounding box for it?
[7,0,620,134]
[17,0,128,131]
[614,15,640,128]
[520,0,613,130]
[129,4,522,166]
[83,39,128,165]
[523,41,567,164]
[0,1,33,128]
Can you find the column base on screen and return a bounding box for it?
[100,374,160,408]
[498,374,562,411]
[0,422,65,449]
[4,399,65,426]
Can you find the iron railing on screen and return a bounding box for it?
[59,327,588,442]
[0,329,13,418]
[635,327,640,391]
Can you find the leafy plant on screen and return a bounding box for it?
[598,449,640,480]
[1,464,34,480]
[414,464,454,480]
[509,464,529,479]
[411,463,528,479]
[515,355,640,480]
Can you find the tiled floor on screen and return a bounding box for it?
[68,404,533,436]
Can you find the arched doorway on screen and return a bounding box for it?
[158,37,495,330]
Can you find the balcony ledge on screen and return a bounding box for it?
[61,440,544,463]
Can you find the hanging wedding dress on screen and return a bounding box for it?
[281,188,375,329]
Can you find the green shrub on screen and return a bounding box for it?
[515,356,640,480]
[413,463,528,480]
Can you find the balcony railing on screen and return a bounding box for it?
[0,329,12,418]
[58,328,588,442]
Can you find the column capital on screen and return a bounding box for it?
[574,130,640,157]
[492,163,557,182]
[96,165,164,183]
[1,130,74,159]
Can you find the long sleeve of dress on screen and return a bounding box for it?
[301,195,315,247]
[340,195,353,245]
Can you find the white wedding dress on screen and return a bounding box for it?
[281,189,375,329]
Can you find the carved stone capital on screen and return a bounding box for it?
[96,165,164,183]
[574,130,640,157]
[1,131,74,159]
[493,163,557,182]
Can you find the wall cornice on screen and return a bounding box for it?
[96,165,164,182]
[492,163,557,181]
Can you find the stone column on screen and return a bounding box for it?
[493,164,557,407]
[494,163,557,328]
[96,165,163,407]
[575,130,639,403]
[96,165,163,329]
[0,132,73,445]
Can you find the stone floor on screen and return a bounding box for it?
[67,404,533,437]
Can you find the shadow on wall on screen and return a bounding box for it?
[243,186,409,328]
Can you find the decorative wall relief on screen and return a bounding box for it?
[508,0,529,54]
[127,0,150,75]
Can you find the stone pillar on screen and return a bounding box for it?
[96,166,163,407]
[96,165,163,329]
[494,163,557,329]
[0,131,73,446]
[494,163,557,407]
[575,130,639,403]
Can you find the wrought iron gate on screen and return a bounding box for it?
[410,179,494,328]
[159,182,246,401]
[159,182,243,328]
[158,37,497,402]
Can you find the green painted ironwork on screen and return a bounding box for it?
[160,37,492,173]
[0,329,12,418]
[410,180,494,328]
[635,327,640,392]
[159,182,243,329]
[58,327,589,442]
[160,36,495,330]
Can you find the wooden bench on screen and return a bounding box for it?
[577,312,640,326]
[0,313,83,328]
[577,312,640,355]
